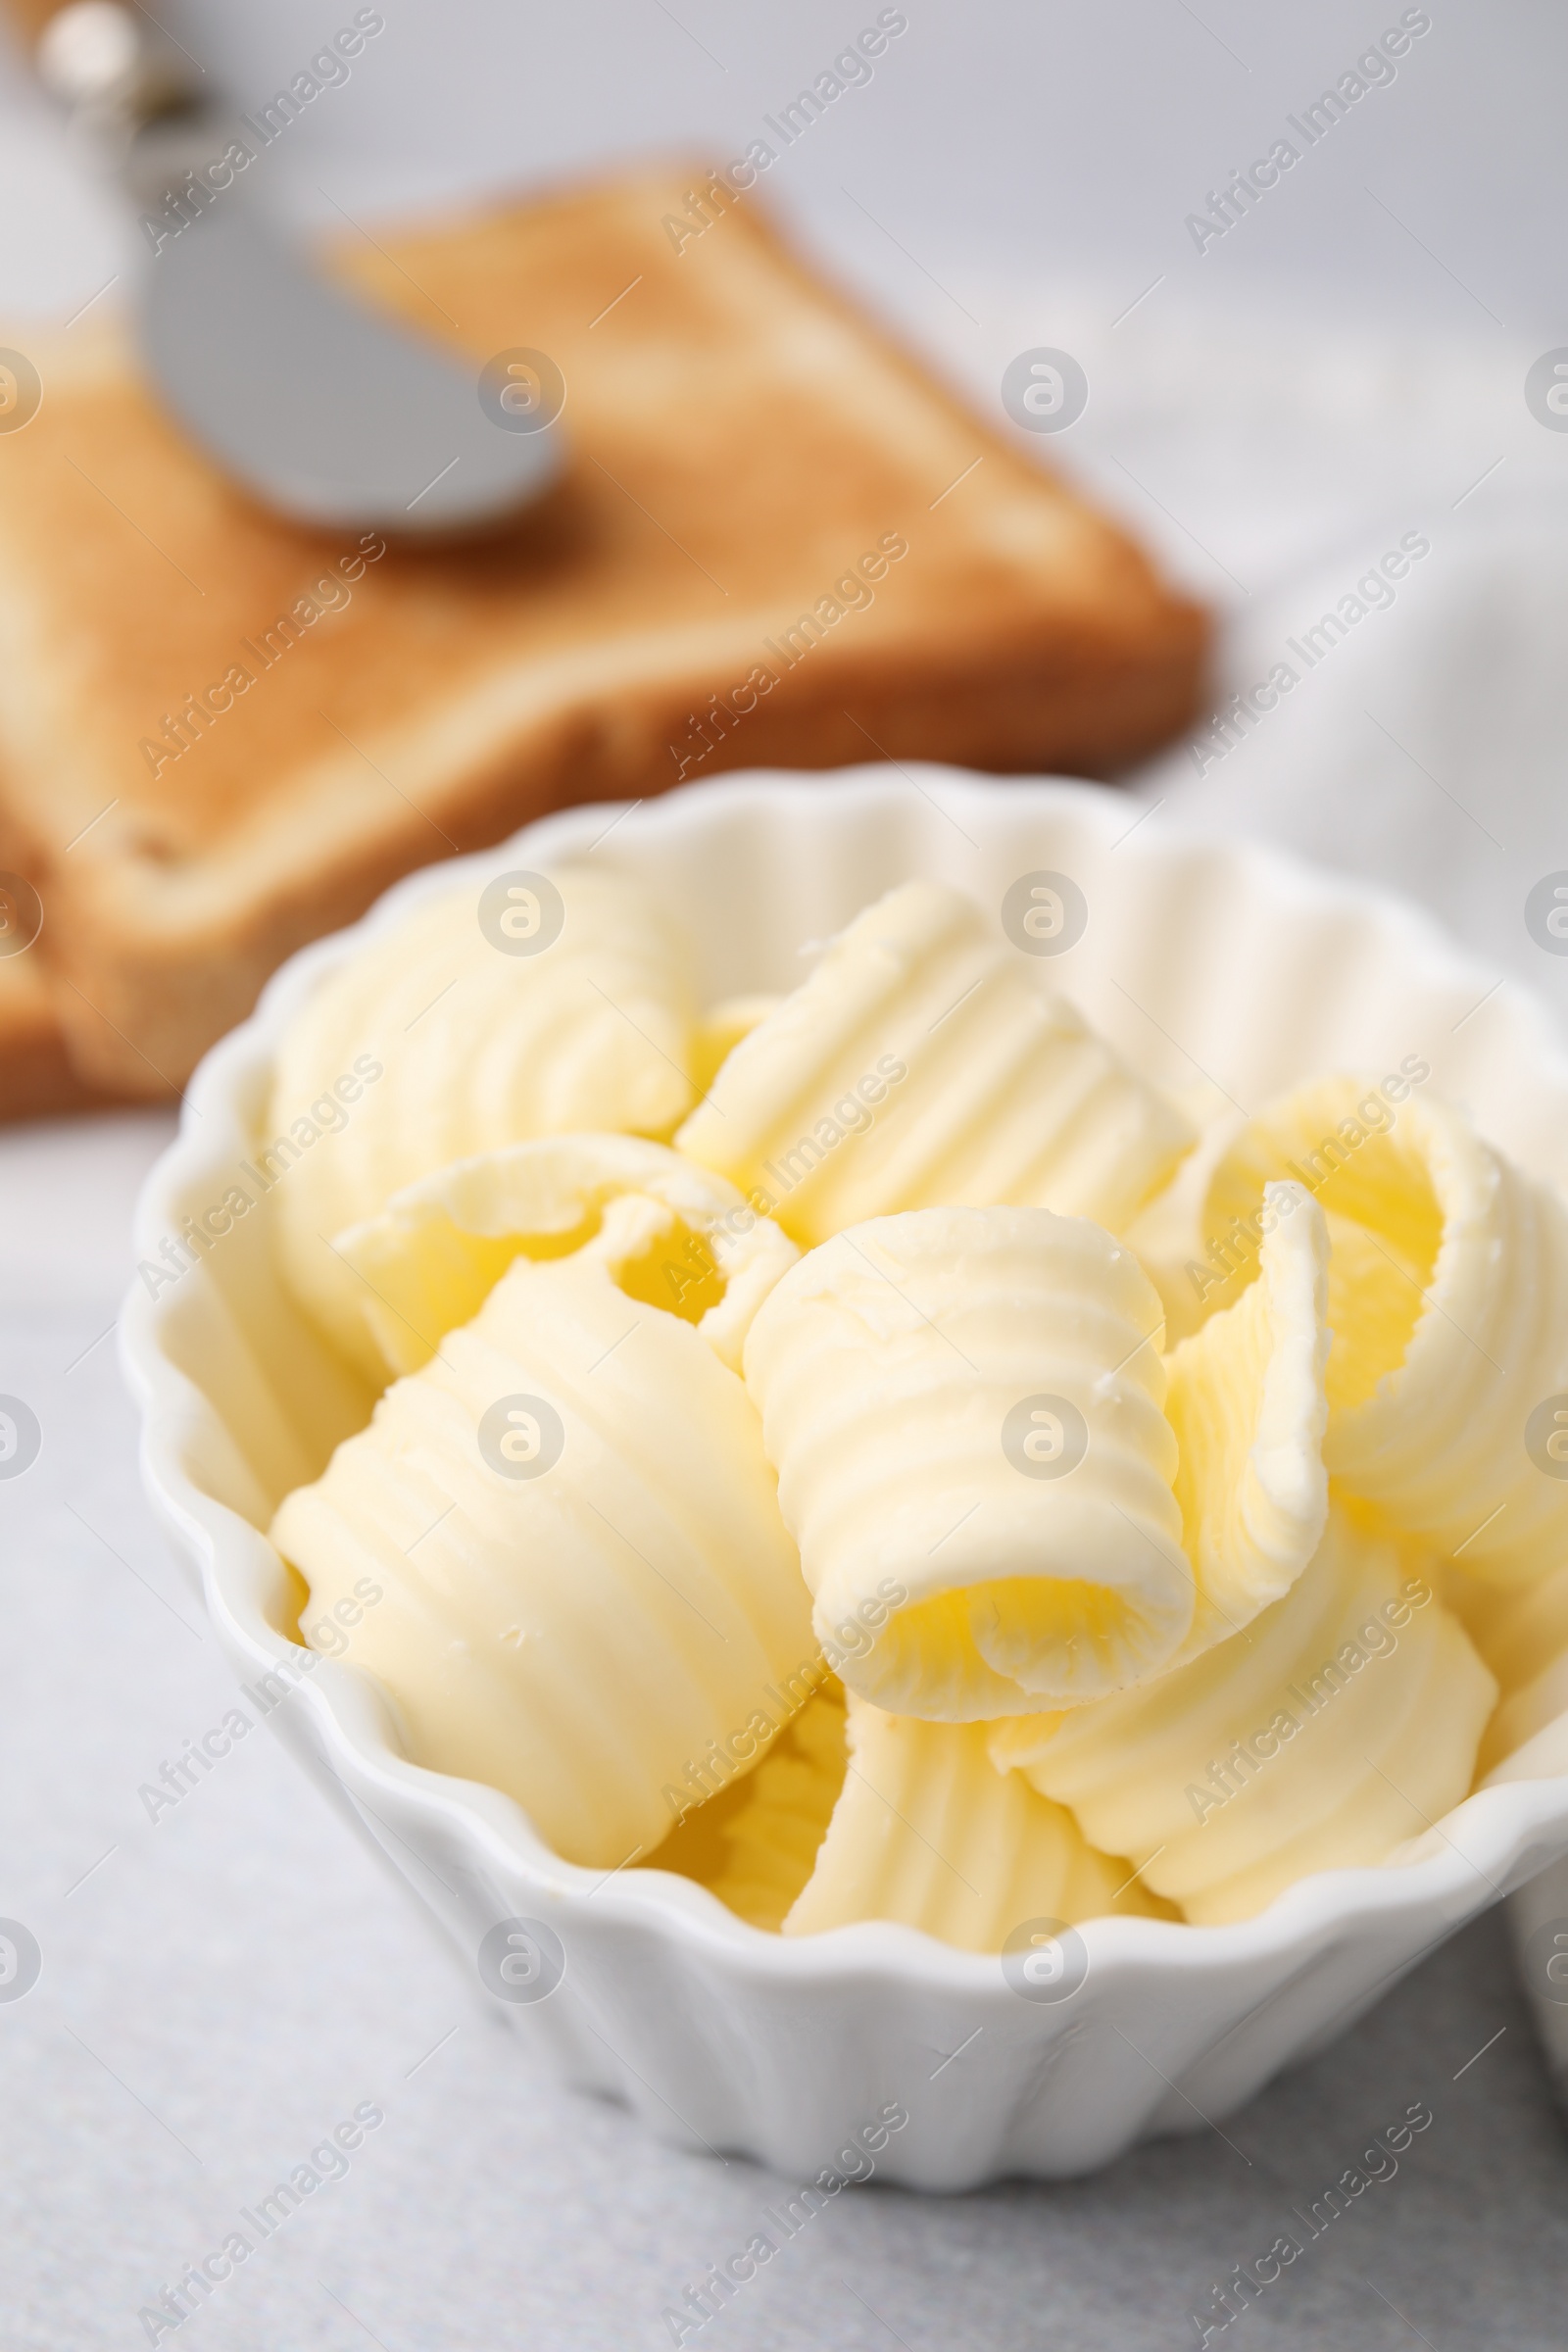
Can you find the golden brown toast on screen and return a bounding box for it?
[0,169,1206,1100]
[0,846,129,1117]
[0,949,129,1120]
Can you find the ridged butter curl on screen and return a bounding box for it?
[785,1699,1160,1949]
[329,1134,798,1384]
[992,1504,1494,1925]
[1163,1181,1331,1664]
[1451,1560,1568,1776]
[744,1204,1193,1717]
[270,864,696,1366]
[1204,1077,1568,1584]
[675,879,1193,1248]
[271,1245,814,1870]
[700,1686,849,1933]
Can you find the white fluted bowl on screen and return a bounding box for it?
[121,767,1568,2188]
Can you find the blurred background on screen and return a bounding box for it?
[3,4,1567,2346]
[7,0,1564,1007]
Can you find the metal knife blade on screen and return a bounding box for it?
[36,0,564,537]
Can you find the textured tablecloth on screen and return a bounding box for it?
[3,3,1567,2343]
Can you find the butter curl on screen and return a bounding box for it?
[745,1204,1193,1716]
[272,1246,814,1870]
[1205,1077,1568,1584]
[993,1504,1494,1925]
[786,1698,1157,1948]
[677,879,1193,1247]
[270,864,695,1365]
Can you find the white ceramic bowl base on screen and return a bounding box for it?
[122,768,1568,2190]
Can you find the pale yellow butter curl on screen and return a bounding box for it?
[692,994,781,1096]
[1163,1181,1330,1663]
[270,865,696,1364]
[270,1247,815,1870]
[744,1204,1193,1718]
[992,1504,1495,1925]
[675,879,1194,1248]
[1203,1076,1568,1584]
[701,1686,849,1932]
[329,1134,798,1383]
[785,1697,1159,1949]
[1450,1560,1568,1775]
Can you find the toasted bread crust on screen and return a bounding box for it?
[0,952,135,1119]
[0,170,1206,1097]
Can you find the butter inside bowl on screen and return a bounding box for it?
[122,766,1568,2188]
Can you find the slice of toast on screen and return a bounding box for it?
[0,169,1206,1100]
[0,950,128,1120]
[0,844,130,1118]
